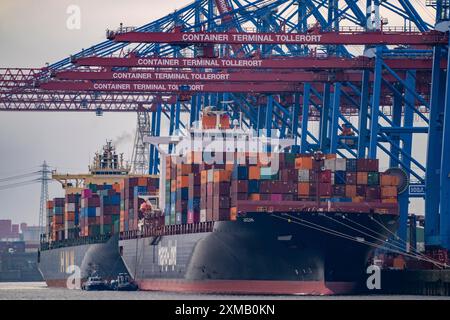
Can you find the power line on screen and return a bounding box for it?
[0,171,40,183]
[0,179,41,191]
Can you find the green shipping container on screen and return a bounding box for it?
[164,215,171,225]
[260,167,279,180]
[284,153,297,165]
[367,172,380,185]
[88,225,101,236]
[170,212,176,225]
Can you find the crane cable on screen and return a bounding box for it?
[343,214,437,265]
[322,214,444,267]
[272,213,447,268]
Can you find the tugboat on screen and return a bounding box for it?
[81,275,110,291]
[109,273,138,291]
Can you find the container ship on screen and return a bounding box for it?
[118,111,400,295]
[38,142,159,287]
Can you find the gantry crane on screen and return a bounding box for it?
[0,0,450,252]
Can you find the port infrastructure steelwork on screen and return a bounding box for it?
[0,0,449,250]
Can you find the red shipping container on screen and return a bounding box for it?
[188,185,202,198]
[213,196,230,209]
[357,159,379,172]
[206,208,213,221]
[282,194,295,201]
[213,208,231,221]
[280,169,298,181]
[207,182,214,195]
[231,180,248,193]
[260,194,271,201]
[346,172,357,185]
[366,186,381,200]
[231,193,248,206]
[319,170,332,183]
[319,183,332,196]
[333,185,346,197]
[187,210,194,224]
[188,173,202,186]
[213,182,230,196]
[356,185,366,197]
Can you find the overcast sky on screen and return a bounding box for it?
[0,0,430,226]
[0,0,192,225]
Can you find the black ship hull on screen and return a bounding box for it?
[119,212,398,295]
[38,234,128,288]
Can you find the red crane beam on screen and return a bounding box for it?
[39,81,301,93]
[37,80,432,96]
[73,56,442,70]
[54,70,431,84]
[107,30,448,45]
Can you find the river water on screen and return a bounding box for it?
[0,282,449,300]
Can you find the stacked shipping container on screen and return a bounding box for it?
[119,177,159,232]
[47,181,139,241]
[64,193,80,240]
[163,152,400,226]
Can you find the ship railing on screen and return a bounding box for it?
[119,222,215,240]
[40,233,112,251]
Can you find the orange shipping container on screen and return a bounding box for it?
[345,185,357,197]
[298,183,310,196]
[65,212,75,221]
[249,166,260,180]
[325,154,337,160]
[112,183,121,193]
[382,198,398,204]
[230,207,237,221]
[249,194,260,201]
[46,200,54,209]
[352,196,365,203]
[186,151,202,164]
[380,174,399,186]
[177,164,192,175]
[219,114,231,129]
[177,176,190,188]
[214,170,232,183]
[295,157,313,170]
[201,171,208,184]
[202,115,217,129]
[381,186,397,198]
[138,177,148,187]
[357,172,368,185]
[171,180,177,192]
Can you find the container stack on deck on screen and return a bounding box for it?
[162,152,399,226]
[50,198,65,241]
[98,183,121,235]
[64,193,80,240]
[80,188,101,237]
[119,177,159,232]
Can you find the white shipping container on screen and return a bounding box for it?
[96,207,101,217]
[335,158,347,171]
[200,209,207,222]
[324,159,336,171]
[207,170,214,183]
[298,169,310,182]
[65,203,76,212]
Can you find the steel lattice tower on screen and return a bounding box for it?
[38,161,51,236]
[130,112,151,174]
